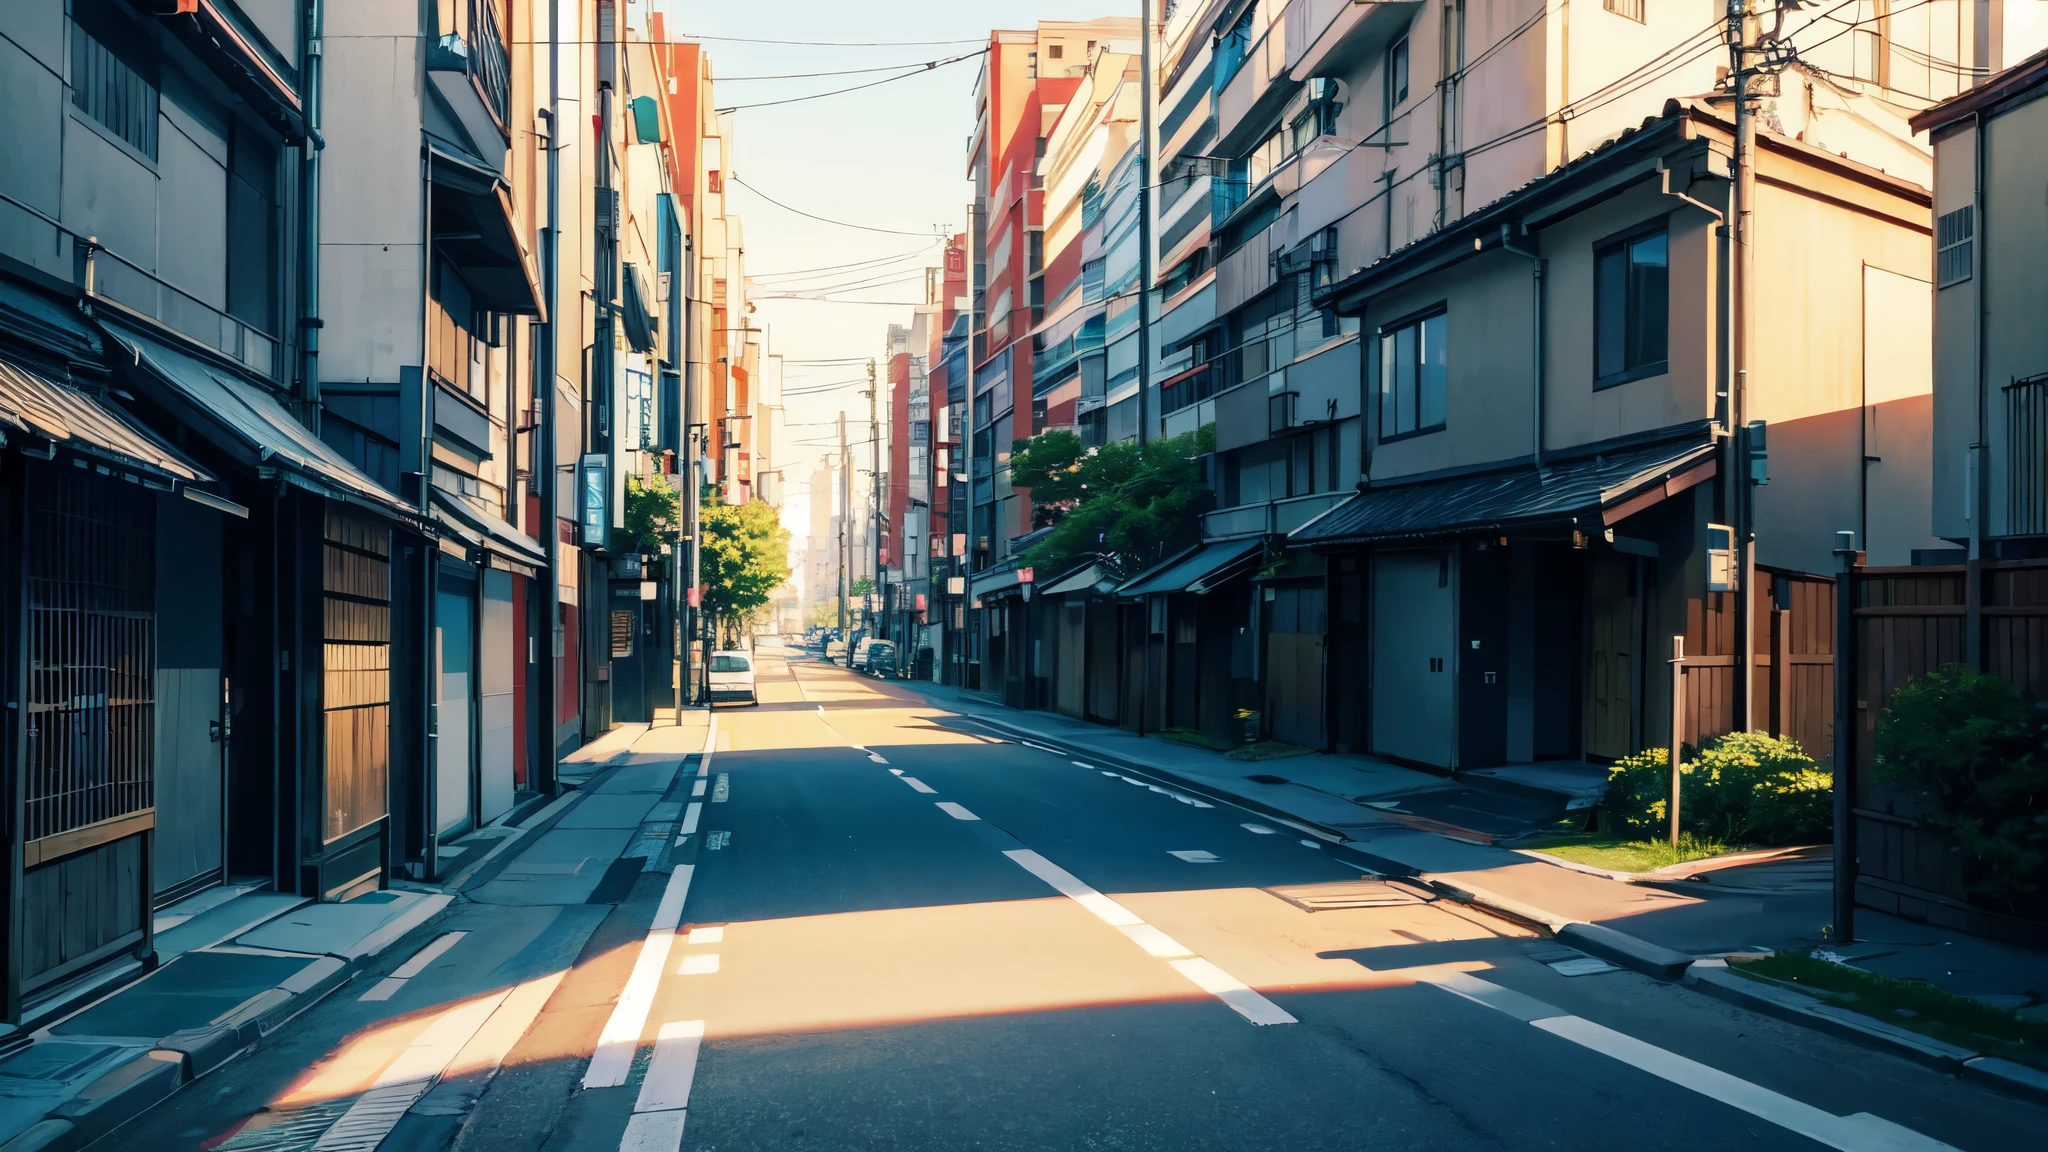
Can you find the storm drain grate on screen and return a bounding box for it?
[1263,879,1426,911]
[213,1097,359,1151]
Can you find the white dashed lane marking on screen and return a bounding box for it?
[1168,850,1220,863]
[1241,823,1276,834]
[934,802,980,821]
[676,953,720,975]
[900,777,937,794]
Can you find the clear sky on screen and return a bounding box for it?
[635,0,1128,531]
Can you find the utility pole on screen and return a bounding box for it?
[1729,0,1758,731]
[537,0,561,782]
[837,412,849,638]
[1135,0,1156,445]
[868,358,882,640]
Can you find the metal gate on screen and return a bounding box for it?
[20,466,156,990]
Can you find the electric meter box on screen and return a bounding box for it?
[1707,523,1737,592]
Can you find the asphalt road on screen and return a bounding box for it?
[106,642,2048,1151]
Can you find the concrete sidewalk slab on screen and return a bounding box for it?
[234,890,439,959]
[595,759,682,795]
[468,827,635,905]
[151,892,307,961]
[555,793,659,830]
[46,951,315,1043]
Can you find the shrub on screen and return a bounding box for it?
[1603,732,1831,846]
[1876,664,2048,908]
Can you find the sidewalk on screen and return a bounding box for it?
[0,887,450,1152]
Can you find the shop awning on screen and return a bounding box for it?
[0,276,102,372]
[105,322,422,524]
[1291,435,1719,548]
[969,565,1027,602]
[620,264,658,354]
[431,490,547,576]
[429,144,544,318]
[0,356,209,484]
[1116,537,1265,599]
[1040,562,1112,597]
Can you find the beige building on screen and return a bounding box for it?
[1913,48,2048,555]
[1298,101,1936,769]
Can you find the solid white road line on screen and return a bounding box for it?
[1072,761,1096,770]
[583,865,696,1089]
[618,1019,706,1152]
[934,802,980,821]
[1001,849,1297,1027]
[900,777,937,793]
[636,1019,706,1112]
[1424,971,1956,1152]
[358,930,468,1001]
[680,802,703,835]
[1020,740,1059,753]
[676,953,720,975]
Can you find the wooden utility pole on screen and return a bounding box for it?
[838,412,848,638]
[1730,0,1759,731]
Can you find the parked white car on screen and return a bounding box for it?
[851,637,881,670]
[707,650,757,705]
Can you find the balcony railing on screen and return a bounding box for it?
[1201,490,1350,539]
[432,0,510,131]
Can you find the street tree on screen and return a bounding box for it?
[1009,423,1216,581]
[701,497,792,647]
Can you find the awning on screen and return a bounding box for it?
[105,322,422,524]
[429,145,544,317]
[0,356,210,484]
[621,264,658,354]
[0,276,101,372]
[1291,435,1719,548]
[1116,537,1265,599]
[969,566,1026,602]
[1040,562,1114,597]
[431,490,546,576]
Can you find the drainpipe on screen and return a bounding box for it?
[1966,109,1987,669]
[298,1,325,416]
[1499,223,1544,475]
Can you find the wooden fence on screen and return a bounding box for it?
[1678,572,1836,760]
[1846,559,2048,942]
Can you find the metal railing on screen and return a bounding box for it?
[470,0,511,128]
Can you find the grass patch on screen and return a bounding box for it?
[1732,951,2048,1072]
[1159,727,1235,752]
[1223,740,1318,762]
[1518,832,1740,873]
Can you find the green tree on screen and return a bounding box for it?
[850,575,875,597]
[1009,424,1216,580]
[616,473,684,570]
[700,498,791,647]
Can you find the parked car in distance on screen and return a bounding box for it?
[851,637,883,671]
[825,638,848,663]
[707,650,757,705]
[864,640,897,679]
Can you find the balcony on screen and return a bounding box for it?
[428,0,512,161]
[1202,491,1351,539]
[1214,8,1295,156]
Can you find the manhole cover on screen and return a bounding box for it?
[1264,879,1424,911]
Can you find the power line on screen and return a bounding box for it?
[749,244,941,280]
[716,50,986,112]
[646,31,984,48]
[729,174,947,237]
[716,59,984,81]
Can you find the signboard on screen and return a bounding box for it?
[687,586,701,607]
[580,454,608,547]
[639,581,657,600]
[1707,523,1736,592]
[946,576,965,595]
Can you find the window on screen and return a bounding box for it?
[1379,308,1446,439]
[1936,206,1974,287]
[1594,228,1669,385]
[71,0,160,160]
[228,125,281,333]
[1604,0,1646,22]
[1385,38,1409,114]
[1047,43,1063,59]
[710,655,751,672]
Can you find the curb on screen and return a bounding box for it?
[1558,922,1696,980]
[1688,960,2048,1105]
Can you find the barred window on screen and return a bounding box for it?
[71,0,160,160]
[1936,206,1974,287]
[1605,0,1646,22]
